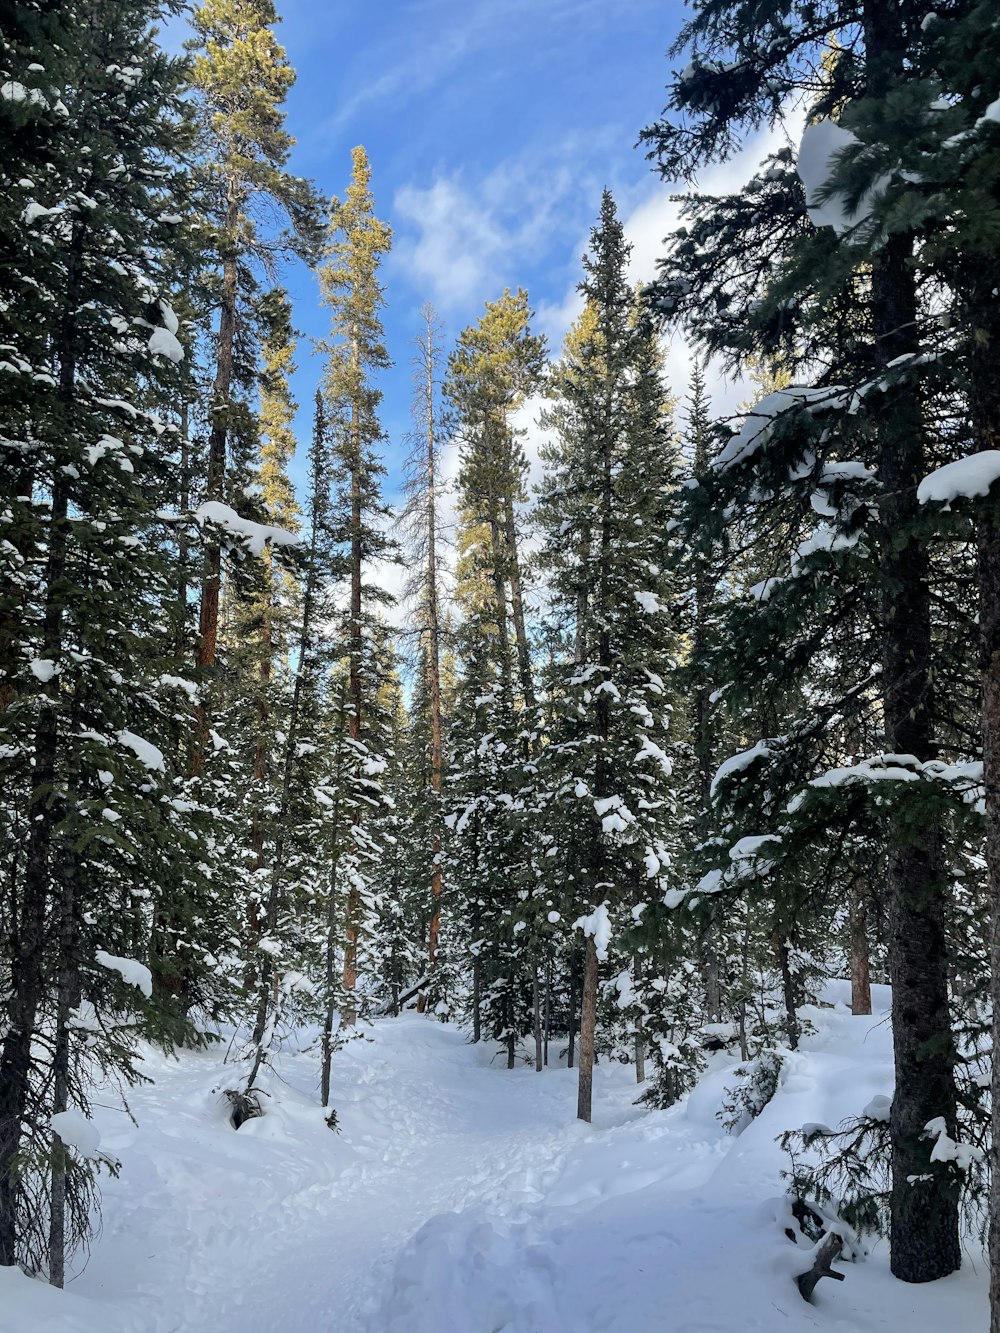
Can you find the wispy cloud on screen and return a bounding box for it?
[389,133,613,314]
[320,0,655,139]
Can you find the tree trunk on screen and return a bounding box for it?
[48,845,78,1288]
[858,0,960,1281]
[417,312,444,1014]
[874,234,960,1282]
[247,495,323,1090]
[633,953,646,1084]
[691,441,720,1023]
[570,965,578,1066]
[0,224,81,1259]
[576,936,599,1122]
[342,366,363,1027]
[850,877,872,1017]
[965,282,1000,1330]
[502,488,535,713]
[703,938,722,1025]
[774,931,799,1051]
[532,962,543,1072]
[472,955,482,1043]
[195,235,238,674]
[247,595,273,956]
[543,961,551,1067]
[567,958,577,1069]
[984,490,1000,1328]
[0,456,35,715]
[320,795,344,1106]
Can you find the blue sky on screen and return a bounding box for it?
[248,0,697,502]
[163,0,793,583]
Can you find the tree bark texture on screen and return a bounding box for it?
[576,936,599,1122]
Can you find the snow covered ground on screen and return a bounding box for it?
[0,983,987,1333]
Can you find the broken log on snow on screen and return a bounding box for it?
[796,1230,845,1302]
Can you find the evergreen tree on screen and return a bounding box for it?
[447,290,546,717]
[187,0,320,694]
[402,305,448,1011]
[318,144,395,1026]
[536,193,682,1119]
[0,0,215,1277]
[642,0,983,1278]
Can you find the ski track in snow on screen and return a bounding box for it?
[3,987,988,1333]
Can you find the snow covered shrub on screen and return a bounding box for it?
[718,1049,784,1134]
[637,1030,705,1110]
[774,1192,864,1265]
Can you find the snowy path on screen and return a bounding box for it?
[3,997,989,1333]
[63,1017,655,1332]
[192,1025,598,1333]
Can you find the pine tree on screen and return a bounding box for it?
[187,0,320,704]
[536,192,682,1120]
[318,144,395,1026]
[447,290,546,717]
[245,287,300,922]
[639,0,989,1279]
[444,291,546,1065]
[0,0,214,1277]
[402,305,448,1011]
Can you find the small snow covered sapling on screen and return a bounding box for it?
[717,1049,784,1134]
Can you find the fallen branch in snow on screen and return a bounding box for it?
[224,1087,267,1129]
[378,977,430,1016]
[795,1231,845,1301]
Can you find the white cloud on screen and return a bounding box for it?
[392,179,512,313]
[390,133,612,314]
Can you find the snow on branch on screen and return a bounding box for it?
[714,386,848,473]
[193,501,298,558]
[917,451,1000,508]
[796,119,888,237]
[95,949,153,998]
[573,903,612,961]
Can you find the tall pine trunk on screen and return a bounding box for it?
[532,962,543,1072]
[873,232,960,1282]
[417,313,444,1014]
[48,845,78,1288]
[502,489,535,714]
[965,284,1000,1330]
[633,952,646,1084]
[342,380,363,1027]
[247,488,322,1092]
[859,0,960,1280]
[850,877,872,1017]
[0,222,82,1262]
[195,229,237,679]
[576,936,599,1122]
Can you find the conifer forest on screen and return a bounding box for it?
[3,1,1000,1330]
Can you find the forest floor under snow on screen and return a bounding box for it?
[0,982,988,1333]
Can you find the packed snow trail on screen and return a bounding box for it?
[0,988,987,1332]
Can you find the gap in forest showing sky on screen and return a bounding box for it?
[276,0,689,496]
[206,5,763,477]
[167,0,797,558]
